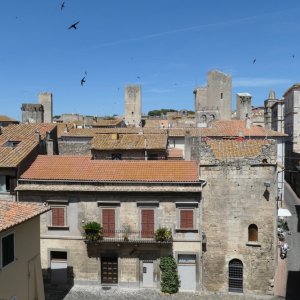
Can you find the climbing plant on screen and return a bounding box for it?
[159,256,180,294]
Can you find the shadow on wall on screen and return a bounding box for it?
[296,206,300,233]
[286,271,300,300]
[44,266,74,300]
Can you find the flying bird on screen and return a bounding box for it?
[61,1,65,10]
[292,54,295,59]
[136,76,141,80]
[252,58,256,64]
[68,21,80,30]
[81,77,86,86]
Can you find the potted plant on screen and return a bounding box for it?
[83,221,103,241]
[154,227,172,242]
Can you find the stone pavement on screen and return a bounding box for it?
[45,285,284,300]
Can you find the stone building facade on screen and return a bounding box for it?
[17,157,205,292]
[125,85,142,127]
[190,138,278,295]
[195,70,232,126]
[21,92,53,123]
[236,93,252,120]
[283,83,300,196]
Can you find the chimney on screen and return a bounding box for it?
[34,130,41,142]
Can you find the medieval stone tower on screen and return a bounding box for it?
[264,90,278,129]
[236,93,252,120]
[39,92,53,123]
[125,85,141,127]
[21,92,53,123]
[195,70,232,126]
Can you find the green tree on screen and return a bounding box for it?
[160,256,180,294]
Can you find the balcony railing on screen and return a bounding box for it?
[85,229,172,244]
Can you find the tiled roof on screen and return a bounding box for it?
[168,148,183,158]
[0,115,18,122]
[205,139,270,159]
[21,155,199,182]
[168,120,286,137]
[0,123,56,168]
[144,119,169,128]
[91,134,167,150]
[0,123,56,140]
[0,140,39,167]
[73,118,124,127]
[0,200,50,233]
[59,127,167,138]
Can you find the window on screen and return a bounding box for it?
[141,209,154,238]
[1,233,15,267]
[50,206,67,227]
[220,92,223,99]
[180,209,194,229]
[0,176,16,193]
[102,209,116,237]
[228,259,243,293]
[248,224,258,242]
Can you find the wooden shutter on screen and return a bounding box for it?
[52,207,65,226]
[141,209,154,238]
[248,224,258,241]
[103,209,115,237]
[180,210,193,229]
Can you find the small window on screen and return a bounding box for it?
[50,206,67,227]
[248,224,258,242]
[1,233,15,267]
[221,93,223,99]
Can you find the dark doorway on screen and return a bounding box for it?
[229,259,243,293]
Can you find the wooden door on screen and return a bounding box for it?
[101,257,118,284]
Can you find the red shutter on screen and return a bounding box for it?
[141,209,154,238]
[103,209,115,237]
[52,207,65,226]
[180,210,193,229]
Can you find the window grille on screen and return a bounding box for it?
[229,259,243,293]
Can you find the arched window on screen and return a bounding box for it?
[229,259,243,293]
[248,224,258,242]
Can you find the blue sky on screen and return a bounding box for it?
[1,0,300,120]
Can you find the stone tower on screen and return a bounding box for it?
[39,92,53,123]
[236,93,252,120]
[264,90,278,129]
[21,104,44,123]
[195,70,232,126]
[125,85,142,127]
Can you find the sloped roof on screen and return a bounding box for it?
[206,139,270,159]
[0,115,18,122]
[168,148,183,158]
[0,200,50,233]
[91,134,167,150]
[20,155,199,182]
[0,123,56,168]
[168,120,286,137]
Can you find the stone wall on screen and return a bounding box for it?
[190,137,277,294]
[58,137,92,155]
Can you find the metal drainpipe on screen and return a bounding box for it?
[199,179,207,291]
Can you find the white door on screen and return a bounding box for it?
[178,265,196,291]
[142,262,154,287]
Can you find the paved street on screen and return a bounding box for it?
[45,285,283,300]
[282,182,300,299]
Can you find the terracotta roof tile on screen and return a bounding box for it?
[0,115,18,122]
[168,148,183,158]
[0,200,50,233]
[206,139,270,159]
[92,134,167,150]
[21,155,199,182]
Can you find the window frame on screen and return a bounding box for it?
[48,205,68,229]
[1,232,15,268]
[102,208,116,237]
[140,208,155,238]
[175,203,198,231]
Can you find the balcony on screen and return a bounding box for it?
[84,229,173,244]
